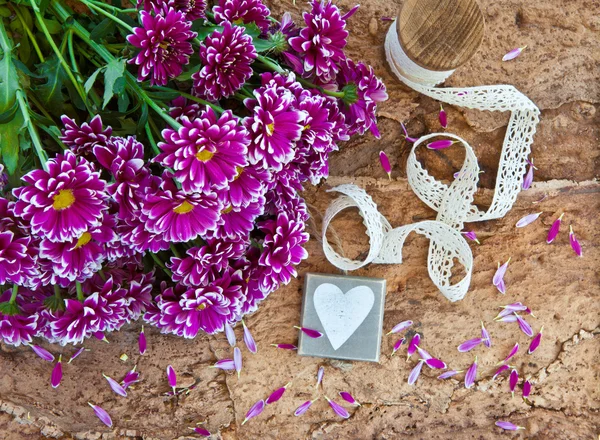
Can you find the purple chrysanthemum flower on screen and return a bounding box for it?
[12,151,108,243]
[142,178,220,243]
[214,0,271,34]
[297,95,336,152]
[173,0,207,21]
[159,108,249,194]
[245,86,305,171]
[215,196,265,240]
[169,238,246,286]
[169,96,202,121]
[0,230,37,288]
[193,23,256,101]
[123,275,154,320]
[289,0,350,82]
[337,59,388,138]
[0,290,39,347]
[263,163,304,212]
[222,163,269,208]
[0,164,7,191]
[127,8,197,86]
[257,211,309,290]
[60,115,112,155]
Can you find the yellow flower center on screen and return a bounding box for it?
[233,166,244,180]
[159,42,169,50]
[52,189,75,211]
[74,232,92,249]
[221,205,233,214]
[233,19,244,25]
[196,303,208,311]
[303,124,311,130]
[195,149,214,162]
[173,200,194,214]
[266,123,275,136]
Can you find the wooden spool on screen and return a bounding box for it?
[397,0,485,71]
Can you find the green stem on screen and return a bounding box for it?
[144,122,160,156]
[133,76,182,129]
[170,244,181,258]
[86,0,137,14]
[77,0,135,33]
[296,76,345,98]
[29,0,88,105]
[12,6,45,62]
[9,285,19,304]
[149,86,225,114]
[27,93,56,124]
[256,54,285,73]
[76,281,84,301]
[16,90,49,170]
[150,253,172,277]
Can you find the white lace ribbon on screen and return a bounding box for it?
[320,21,540,303]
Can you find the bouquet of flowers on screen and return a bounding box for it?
[0,0,387,347]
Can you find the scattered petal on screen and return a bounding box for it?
[380,16,394,21]
[387,320,413,335]
[31,345,54,362]
[271,343,297,350]
[528,327,543,354]
[224,323,236,347]
[500,343,520,364]
[481,322,492,348]
[522,160,534,190]
[294,399,316,416]
[316,366,325,389]
[68,347,85,364]
[516,212,542,228]
[439,104,448,128]
[139,326,147,355]
[191,426,211,436]
[464,357,477,389]
[379,151,392,179]
[492,364,511,380]
[495,421,525,431]
[51,355,63,388]
[462,230,480,244]
[242,399,265,425]
[495,314,518,323]
[341,4,359,20]
[166,365,177,394]
[294,326,323,338]
[400,122,418,143]
[438,370,462,380]
[522,378,531,400]
[569,226,582,257]
[121,366,140,389]
[234,347,242,378]
[408,359,424,385]
[547,213,564,244]
[94,331,108,343]
[458,337,483,353]
[325,396,350,418]
[103,374,127,397]
[427,139,455,150]
[406,333,420,360]
[509,369,519,397]
[242,320,257,354]
[416,346,432,360]
[266,382,291,404]
[502,46,527,61]
[515,313,534,337]
[211,359,236,370]
[88,403,112,428]
[493,258,511,294]
[339,391,360,406]
[392,337,406,355]
[532,193,548,204]
[425,358,446,369]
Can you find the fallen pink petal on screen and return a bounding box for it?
[192,426,211,436]
[528,327,544,354]
[502,45,527,61]
[242,320,257,354]
[515,313,534,337]
[481,322,492,348]
[166,365,177,393]
[493,258,511,294]
[88,403,112,428]
[325,396,350,419]
[242,399,265,425]
[416,346,432,360]
[427,139,455,150]
[266,383,290,404]
[407,333,421,360]
[103,373,127,397]
[516,212,542,228]
[392,337,406,355]
[121,367,140,389]
[509,369,519,397]
[294,326,323,339]
[523,378,531,399]
[294,399,316,416]
[501,343,520,364]
[31,345,54,362]
[495,314,518,323]
[379,151,392,179]
[569,226,583,257]
[458,337,483,353]
[339,391,360,406]
[316,366,324,388]
[68,347,85,364]
[387,320,413,335]
[492,364,511,380]
[464,357,477,389]
[400,122,418,143]
[425,358,446,369]
[271,344,297,350]
[51,355,62,388]
[547,213,564,244]
[495,421,525,431]
[380,16,394,21]
[522,160,534,190]
[438,370,462,380]
[139,326,147,355]
[439,104,448,128]
[341,4,359,20]
[461,230,479,243]
[234,347,242,378]
[224,323,236,347]
[212,359,236,370]
[408,359,424,385]
[532,193,548,204]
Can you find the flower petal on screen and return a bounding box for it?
[211,359,236,370]
[481,322,492,348]
[316,366,324,389]
[547,213,564,244]
[528,327,543,354]
[509,368,519,396]
[224,323,236,347]
[51,355,63,388]
[425,358,446,369]
[242,399,265,425]
[271,343,297,350]
[515,314,534,337]
[516,212,542,228]
[495,420,525,431]
[387,320,413,335]
[502,46,527,62]
[406,333,420,360]
[522,378,531,399]
[234,347,242,378]
[103,374,127,397]
[68,347,85,364]
[242,320,257,354]
[392,337,406,355]
[458,338,483,353]
[379,151,392,178]
[339,391,360,406]
[266,383,290,404]
[492,364,510,380]
[294,399,315,416]
[501,343,520,363]
[439,105,448,128]
[294,326,323,338]
[31,345,54,362]
[427,139,455,150]
[166,365,177,392]
[139,326,147,355]
[325,396,350,418]
[464,357,477,389]
[569,226,582,257]
[88,402,112,428]
[438,370,462,380]
[408,359,424,385]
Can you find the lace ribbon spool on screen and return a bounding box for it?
[321,3,541,303]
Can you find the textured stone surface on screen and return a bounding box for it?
[2,0,600,438]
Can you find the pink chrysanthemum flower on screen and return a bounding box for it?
[257,211,309,290]
[193,23,257,101]
[289,0,350,82]
[245,86,306,171]
[222,163,269,208]
[127,8,197,86]
[337,58,388,138]
[159,108,249,194]
[215,196,265,240]
[0,290,39,347]
[142,178,221,243]
[214,0,271,34]
[60,115,112,155]
[12,151,108,243]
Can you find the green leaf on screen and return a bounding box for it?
[252,38,278,53]
[89,17,116,42]
[41,18,61,34]
[193,25,222,40]
[102,57,125,109]
[0,113,24,174]
[34,54,67,113]
[117,90,130,113]
[241,23,261,39]
[13,58,43,79]
[136,100,148,134]
[0,98,18,123]
[84,66,103,94]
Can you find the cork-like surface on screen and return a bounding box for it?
[1,0,599,438]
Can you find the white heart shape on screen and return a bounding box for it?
[313,283,375,350]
